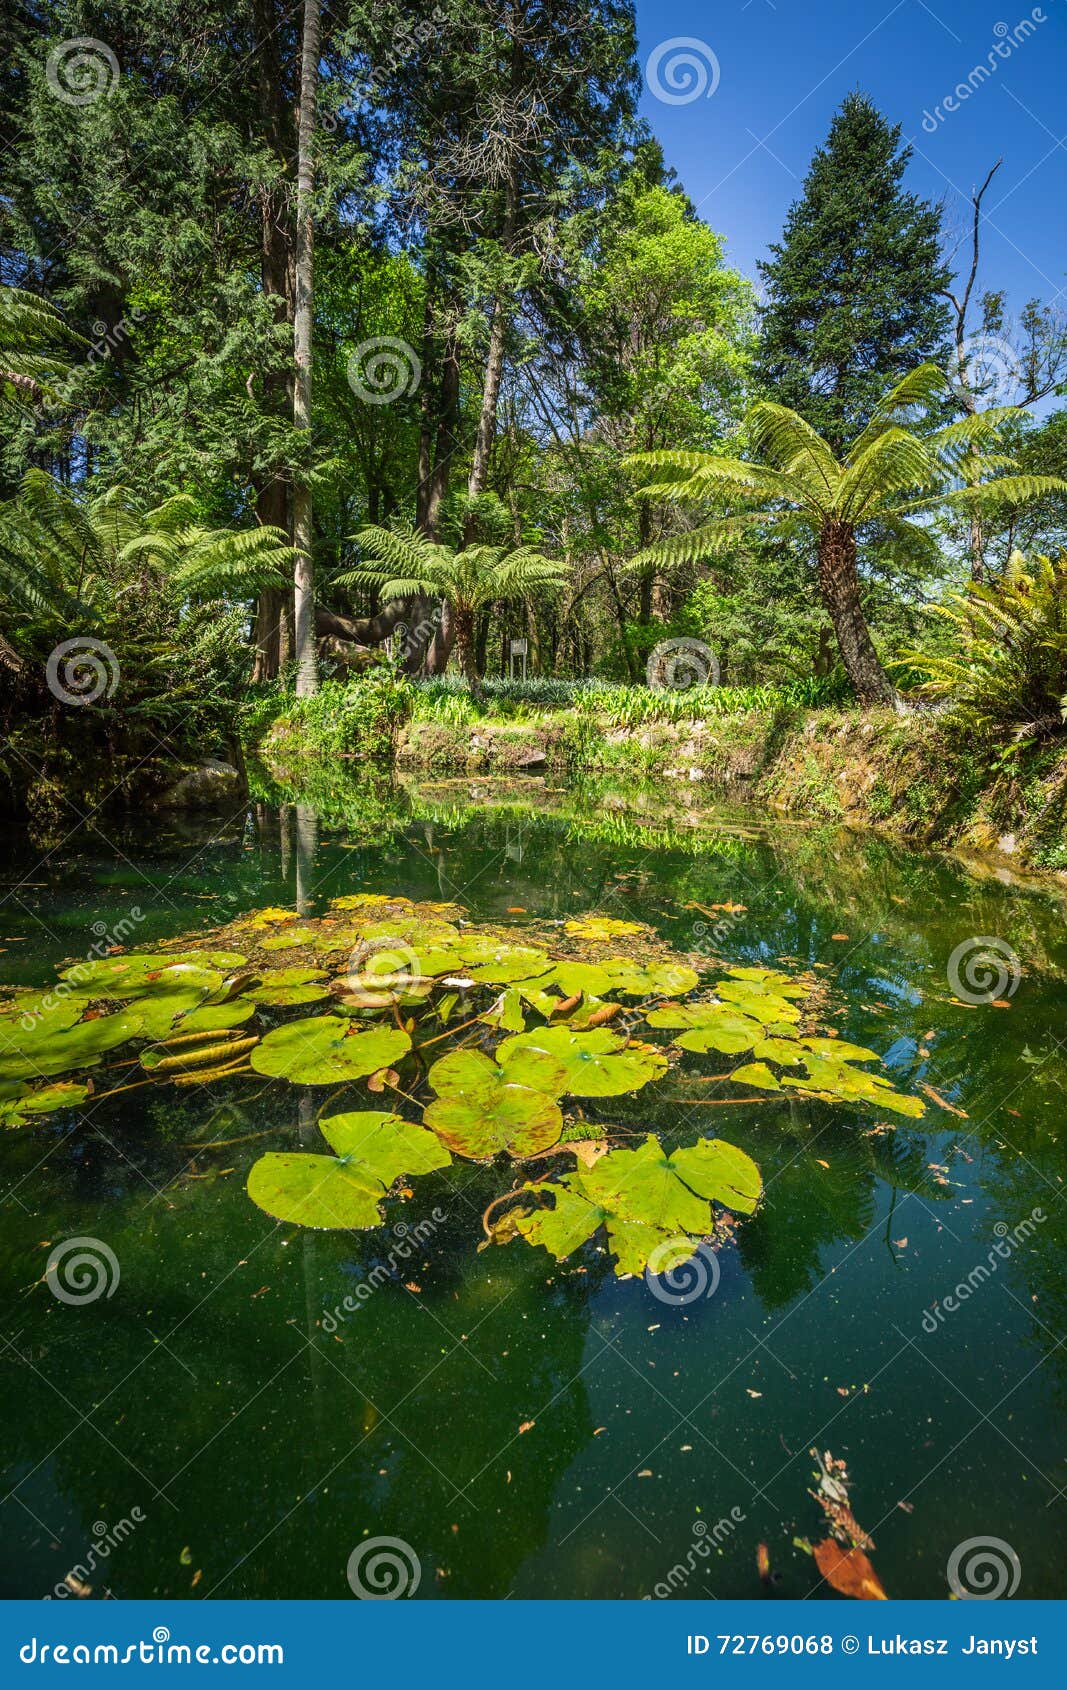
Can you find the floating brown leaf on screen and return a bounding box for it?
[813,1538,887,1600]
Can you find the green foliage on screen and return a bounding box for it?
[248,671,413,767]
[756,92,951,448]
[903,551,1067,748]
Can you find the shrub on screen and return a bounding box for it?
[902,551,1067,753]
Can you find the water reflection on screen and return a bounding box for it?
[1,774,1065,1597]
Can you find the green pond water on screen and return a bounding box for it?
[1,777,1065,1601]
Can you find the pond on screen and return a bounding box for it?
[1,776,1065,1601]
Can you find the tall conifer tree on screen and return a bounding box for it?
[756,93,951,450]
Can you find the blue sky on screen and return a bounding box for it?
[633,0,1067,317]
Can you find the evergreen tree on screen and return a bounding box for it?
[756,93,951,450]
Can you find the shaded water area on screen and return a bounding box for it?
[1,775,1065,1600]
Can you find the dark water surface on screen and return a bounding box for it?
[1,779,1065,1600]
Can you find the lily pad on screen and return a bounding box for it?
[514,1132,762,1274]
[239,967,330,1007]
[730,1061,782,1092]
[249,1017,411,1085]
[0,1078,90,1126]
[424,1048,563,1158]
[247,1153,388,1229]
[497,1026,668,1097]
[646,1002,764,1055]
[563,916,646,941]
[319,1110,452,1180]
[260,928,317,951]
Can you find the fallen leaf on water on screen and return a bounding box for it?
[191,1570,202,1589]
[830,933,850,942]
[891,1237,908,1249]
[518,1420,535,1434]
[836,1386,850,1397]
[813,1538,887,1600]
[746,1388,762,1398]
[991,999,1012,1009]
[507,907,526,913]
[64,1573,92,1597]
[757,1543,771,1580]
[897,1500,914,1514]
[403,1282,421,1293]
[815,1158,830,1169]
[919,1082,968,1119]
[637,1469,653,1478]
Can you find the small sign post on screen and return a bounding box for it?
[509,637,528,681]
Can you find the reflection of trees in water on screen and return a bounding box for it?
[0,1134,597,1599]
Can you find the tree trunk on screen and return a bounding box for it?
[464,174,518,540]
[453,605,483,696]
[292,0,320,698]
[817,521,895,705]
[251,0,295,683]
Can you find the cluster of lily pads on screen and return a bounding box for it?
[0,894,924,1276]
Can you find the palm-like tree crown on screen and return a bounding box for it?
[0,285,76,413]
[627,364,1065,568]
[0,472,292,630]
[337,523,568,610]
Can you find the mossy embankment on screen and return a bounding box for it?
[253,682,1067,876]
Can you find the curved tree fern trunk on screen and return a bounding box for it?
[817,520,895,705]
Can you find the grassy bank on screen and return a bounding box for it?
[248,676,1067,874]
